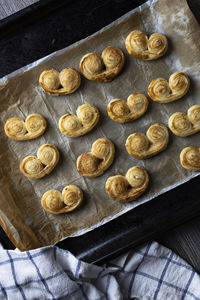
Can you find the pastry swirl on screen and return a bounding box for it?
[169,105,200,137]
[20,144,59,179]
[77,138,115,177]
[41,185,83,214]
[80,46,125,82]
[125,123,169,159]
[106,166,149,202]
[4,114,46,141]
[107,93,148,123]
[148,72,190,103]
[180,146,200,170]
[58,104,99,137]
[125,30,168,60]
[39,68,81,95]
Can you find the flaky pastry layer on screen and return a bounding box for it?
[125,123,169,159]
[106,166,149,202]
[4,114,46,141]
[107,93,148,123]
[180,146,200,171]
[148,72,190,103]
[125,30,168,60]
[39,68,81,95]
[41,185,83,214]
[58,104,99,137]
[169,105,200,137]
[77,138,115,177]
[80,46,125,82]
[20,144,59,179]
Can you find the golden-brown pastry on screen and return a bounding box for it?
[125,30,168,60]
[58,104,99,137]
[180,146,200,170]
[105,166,149,202]
[20,144,59,179]
[148,72,190,103]
[77,138,115,177]
[39,68,81,95]
[4,114,46,141]
[41,185,83,214]
[80,46,125,82]
[107,93,148,123]
[125,123,169,159]
[169,105,200,137]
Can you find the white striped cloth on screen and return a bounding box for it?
[0,241,200,299]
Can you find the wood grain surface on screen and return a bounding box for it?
[0,0,39,20]
[157,215,200,273]
[0,0,200,273]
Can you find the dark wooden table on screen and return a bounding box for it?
[0,0,200,272]
[157,215,200,273]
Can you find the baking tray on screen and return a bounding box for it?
[1,0,200,264]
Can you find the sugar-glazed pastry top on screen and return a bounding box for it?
[4,114,46,141]
[39,68,81,95]
[58,104,99,137]
[180,146,200,171]
[20,144,59,179]
[125,30,168,60]
[80,46,125,82]
[148,72,190,103]
[169,105,200,137]
[77,138,115,177]
[125,123,169,159]
[107,93,148,123]
[105,166,149,202]
[41,185,83,214]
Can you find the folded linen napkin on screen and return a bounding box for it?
[0,241,199,300]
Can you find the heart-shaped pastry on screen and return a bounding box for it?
[80,46,125,82]
[4,114,46,141]
[20,144,59,179]
[41,185,83,214]
[148,72,190,103]
[180,146,200,170]
[125,123,169,159]
[107,93,148,123]
[58,104,99,137]
[169,105,200,137]
[77,138,115,177]
[106,166,149,202]
[39,68,81,95]
[125,30,168,60]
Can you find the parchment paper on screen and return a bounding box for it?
[0,0,200,251]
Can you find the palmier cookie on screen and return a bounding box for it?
[77,138,115,177]
[80,46,125,82]
[180,146,200,171]
[106,166,149,202]
[4,114,46,141]
[169,105,200,137]
[125,123,169,159]
[20,144,59,179]
[125,30,168,60]
[107,93,148,123]
[39,68,81,95]
[41,185,83,214]
[148,72,190,103]
[59,104,99,137]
